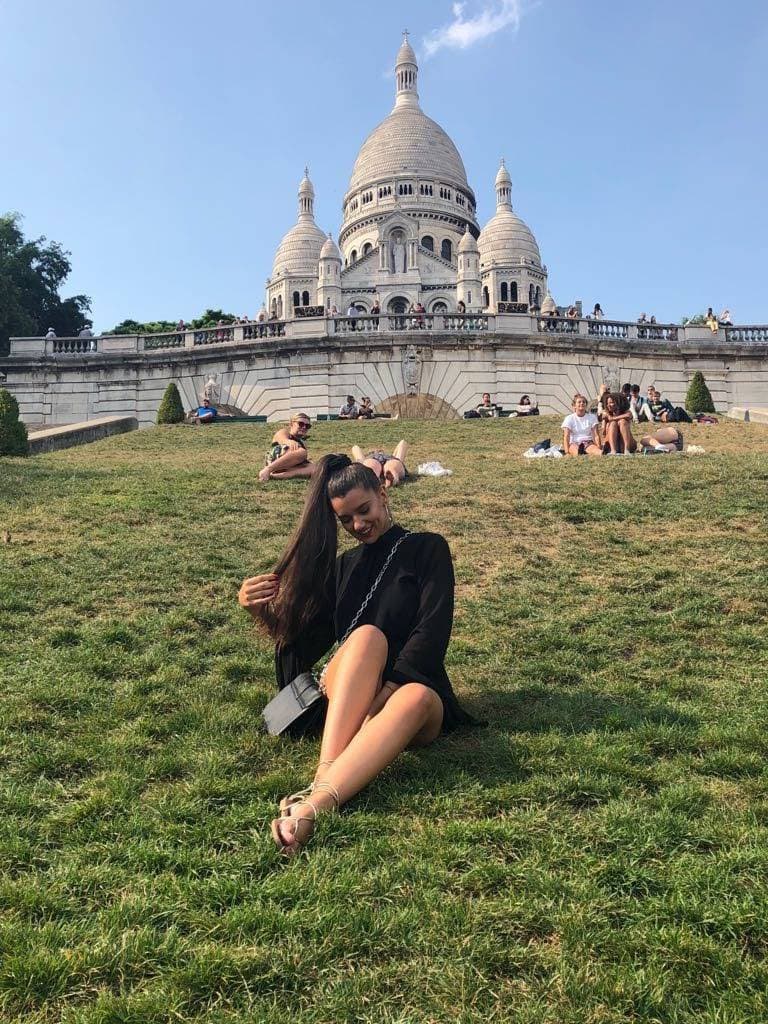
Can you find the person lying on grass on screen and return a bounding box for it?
[238,454,476,857]
[601,392,637,455]
[562,394,602,457]
[639,426,684,453]
[259,412,314,483]
[350,440,409,488]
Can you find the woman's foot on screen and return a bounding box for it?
[258,466,271,483]
[271,783,339,857]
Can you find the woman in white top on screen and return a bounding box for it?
[562,394,602,457]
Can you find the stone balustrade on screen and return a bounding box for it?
[333,313,490,334]
[7,316,768,359]
[726,326,768,344]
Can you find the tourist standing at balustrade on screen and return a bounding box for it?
[592,303,604,320]
[238,454,476,856]
[259,413,314,483]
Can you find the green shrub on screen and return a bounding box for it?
[685,371,716,414]
[0,389,29,456]
[156,382,185,425]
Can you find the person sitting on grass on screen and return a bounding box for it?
[194,398,218,424]
[238,454,476,857]
[639,426,684,453]
[475,392,499,417]
[338,395,359,420]
[562,394,602,457]
[357,397,374,420]
[515,394,539,416]
[351,440,409,487]
[601,392,637,454]
[647,388,676,422]
[259,413,314,483]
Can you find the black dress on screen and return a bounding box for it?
[275,525,476,731]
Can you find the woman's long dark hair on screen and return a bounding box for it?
[256,454,381,645]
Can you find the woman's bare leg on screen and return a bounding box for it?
[268,464,315,479]
[259,446,309,482]
[393,440,408,463]
[605,421,620,453]
[274,683,443,851]
[351,445,365,463]
[618,419,637,453]
[383,458,406,487]
[362,457,383,480]
[586,443,603,457]
[318,625,387,766]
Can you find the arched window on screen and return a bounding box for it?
[483,286,490,308]
[441,239,452,261]
[432,301,448,313]
[271,298,277,316]
[421,235,434,252]
[529,284,535,306]
[302,290,310,306]
[500,282,508,302]
[363,242,372,255]
[277,296,283,318]
[535,286,541,306]
[387,296,409,314]
[510,282,518,302]
[292,291,300,308]
[350,249,357,263]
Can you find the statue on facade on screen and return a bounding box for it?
[402,345,422,395]
[203,375,220,404]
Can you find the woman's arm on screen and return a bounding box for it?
[388,535,454,687]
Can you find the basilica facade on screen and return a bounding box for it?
[266,34,550,321]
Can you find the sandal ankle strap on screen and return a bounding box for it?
[311,781,340,810]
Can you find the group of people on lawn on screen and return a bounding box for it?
[562,383,689,456]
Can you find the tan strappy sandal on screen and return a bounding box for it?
[271,782,340,857]
[278,760,335,817]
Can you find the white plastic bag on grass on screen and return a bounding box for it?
[417,461,453,476]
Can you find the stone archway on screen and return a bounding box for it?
[387,296,409,314]
[375,392,461,420]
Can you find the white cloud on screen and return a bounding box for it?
[422,0,526,58]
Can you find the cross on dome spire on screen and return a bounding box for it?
[395,32,419,109]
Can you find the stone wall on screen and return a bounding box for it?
[3,328,768,428]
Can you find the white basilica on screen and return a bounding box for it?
[266,34,549,320]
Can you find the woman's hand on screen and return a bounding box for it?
[238,573,279,610]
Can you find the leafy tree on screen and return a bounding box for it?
[107,311,237,335]
[0,388,29,456]
[190,309,237,329]
[681,313,707,326]
[685,371,716,414]
[0,213,91,356]
[156,382,185,424]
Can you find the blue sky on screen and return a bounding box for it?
[1,0,766,329]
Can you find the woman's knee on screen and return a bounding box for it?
[344,624,388,657]
[392,682,440,721]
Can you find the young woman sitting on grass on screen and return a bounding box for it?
[562,394,602,457]
[350,440,409,488]
[259,412,314,483]
[601,392,637,455]
[238,454,475,856]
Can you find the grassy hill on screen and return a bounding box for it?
[1,418,768,1023]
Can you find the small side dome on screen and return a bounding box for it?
[320,233,341,260]
[458,226,478,253]
[540,291,557,315]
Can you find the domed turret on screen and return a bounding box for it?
[320,232,341,261]
[271,169,327,279]
[317,233,342,313]
[458,225,479,253]
[457,226,482,312]
[478,159,541,268]
[540,291,557,315]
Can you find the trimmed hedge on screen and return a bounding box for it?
[156,382,185,424]
[0,389,29,456]
[685,371,716,414]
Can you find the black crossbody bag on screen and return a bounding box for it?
[261,531,411,737]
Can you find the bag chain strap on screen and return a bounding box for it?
[317,531,411,694]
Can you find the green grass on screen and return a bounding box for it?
[1,417,768,1023]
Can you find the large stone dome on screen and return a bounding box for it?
[348,108,470,194]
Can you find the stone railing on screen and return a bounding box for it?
[726,326,768,344]
[49,336,98,354]
[193,325,234,346]
[333,313,490,334]
[293,305,325,318]
[142,332,184,350]
[244,321,285,339]
[8,317,768,360]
